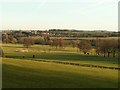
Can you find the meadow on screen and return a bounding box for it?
[2,44,119,88]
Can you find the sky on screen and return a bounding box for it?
[0,0,119,31]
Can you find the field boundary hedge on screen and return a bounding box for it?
[23,58,120,70]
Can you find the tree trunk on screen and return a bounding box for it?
[84,52,86,54]
[108,52,110,57]
[98,52,99,55]
[113,50,115,57]
[33,55,35,58]
[96,51,100,55]
[56,46,57,49]
[104,51,106,57]
[104,53,105,57]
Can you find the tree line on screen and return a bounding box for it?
[2,31,119,58]
[3,36,119,58]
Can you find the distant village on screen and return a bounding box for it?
[1,29,119,39]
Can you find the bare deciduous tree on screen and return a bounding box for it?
[77,40,92,54]
[20,37,35,48]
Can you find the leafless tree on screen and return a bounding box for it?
[77,40,92,54]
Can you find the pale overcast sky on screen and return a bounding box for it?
[0,0,119,31]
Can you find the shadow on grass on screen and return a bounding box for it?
[5,52,118,63]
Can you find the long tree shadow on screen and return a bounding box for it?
[6,52,118,63]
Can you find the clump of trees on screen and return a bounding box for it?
[77,40,92,54]
[74,39,119,57]
[71,40,79,48]
[0,47,4,57]
[2,34,17,44]
[44,36,51,45]
[95,39,118,57]
[19,37,35,48]
[50,38,64,48]
[34,37,45,45]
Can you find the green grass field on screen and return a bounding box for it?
[3,44,118,67]
[2,58,118,88]
[2,44,119,88]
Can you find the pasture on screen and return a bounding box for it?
[2,44,119,88]
[3,44,118,67]
[2,58,118,88]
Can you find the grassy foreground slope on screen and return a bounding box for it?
[3,58,118,88]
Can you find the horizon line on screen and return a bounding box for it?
[0,29,118,32]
